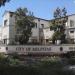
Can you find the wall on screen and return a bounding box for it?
[9,14,16,44]
[43,28,54,39]
[2,26,9,44]
[66,15,75,40]
[0,45,7,53]
[1,44,75,55]
[0,27,2,40]
[31,18,50,43]
[1,12,10,44]
[3,12,10,27]
[2,11,75,45]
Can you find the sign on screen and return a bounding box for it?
[16,47,51,52]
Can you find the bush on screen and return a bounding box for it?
[0,55,75,75]
[68,58,75,65]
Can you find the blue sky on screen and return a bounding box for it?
[0,0,75,25]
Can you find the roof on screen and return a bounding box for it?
[3,11,50,21]
[3,10,75,21]
[49,14,75,22]
[68,14,75,17]
[2,11,14,17]
[34,17,49,21]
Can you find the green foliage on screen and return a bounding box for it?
[50,7,67,44]
[0,53,5,59]
[0,53,75,75]
[0,0,10,6]
[0,53,20,66]
[15,7,35,44]
[54,7,67,18]
[6,53,20,65]
[63,51,75,65]
[0,56,74,75]
[8,57,20,65]
[0,53,7,65]
[0,65,74,75]
[68,58,75,65]
[52,31,61,40]
[52,31,66,44]
[10,52,19,59]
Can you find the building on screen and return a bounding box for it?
[0,11,52,45]
[0,11,75,45]
[43,14,75,44]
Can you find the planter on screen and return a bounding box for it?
[56,40,61,45]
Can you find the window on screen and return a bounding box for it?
[70,20,74,27]
[4,39,7,44]
[41,24,44,28]
[35,23,37,28]
[4,20,7,26]
[46,39,49,42]
[10,14,13,17]
[70,31,74,33]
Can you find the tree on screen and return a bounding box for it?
[0,0,10,6]
[15,7,35,44]
[50,7,68,44]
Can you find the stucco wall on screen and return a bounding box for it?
[0,44,75,55]
[43,28,54,39]
[66,15,75,39]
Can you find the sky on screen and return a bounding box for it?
[0,0,75,25]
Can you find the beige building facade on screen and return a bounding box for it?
[0,11,75,45]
